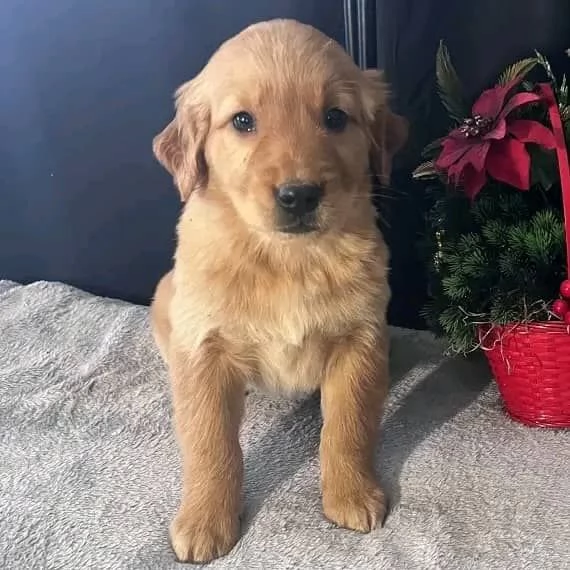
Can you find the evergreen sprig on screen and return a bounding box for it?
[422,183,566,354]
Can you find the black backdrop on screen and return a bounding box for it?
[1,0,569,328]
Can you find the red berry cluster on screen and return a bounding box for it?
[552,280,570,323]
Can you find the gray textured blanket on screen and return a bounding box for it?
[0,280,569,570]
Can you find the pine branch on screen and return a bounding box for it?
[462,249,488,278]
[481,220,504,246]
[507,223,531,254]
[441,276,470,301]
[436,41,468,122]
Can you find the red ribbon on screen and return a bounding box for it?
[538,83,570,279]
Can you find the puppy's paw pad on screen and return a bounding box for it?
[323,483,386,533]
[170,512,239,563]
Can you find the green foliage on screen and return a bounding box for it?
[422,183,566,355]
[497,57,538,85]
[435,41,468,123]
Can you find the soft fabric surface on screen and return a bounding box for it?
[0,280,568,570]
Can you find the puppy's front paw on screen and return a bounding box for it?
[170,508,240,563]
[322,478,386,533]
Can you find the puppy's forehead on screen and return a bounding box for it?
[205,20,360,103]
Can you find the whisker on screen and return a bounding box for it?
[375,212,391,230]
[346,193,397,202]
[371,193,398,202]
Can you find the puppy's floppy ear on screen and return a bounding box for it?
[361,69,409,186]
[152,80,209,201]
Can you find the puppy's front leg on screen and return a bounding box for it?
[320,328,389,532]
[169,337,246,563]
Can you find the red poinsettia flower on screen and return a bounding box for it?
[436,78,556,199]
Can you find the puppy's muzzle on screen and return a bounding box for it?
[274,182,323,234]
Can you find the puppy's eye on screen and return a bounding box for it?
[324,107,348,132]
[232,111,256,133]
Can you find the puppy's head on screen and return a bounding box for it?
[153,19,407,236]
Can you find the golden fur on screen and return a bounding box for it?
[150,19,408,563]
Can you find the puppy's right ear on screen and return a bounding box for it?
[152,81,209,201]
[360,69,408,186]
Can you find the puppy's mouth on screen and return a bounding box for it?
[275,213,320,235]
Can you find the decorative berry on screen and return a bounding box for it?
[560,280,570,299]
[552,299,569,318]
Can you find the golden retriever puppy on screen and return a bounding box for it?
[150,18,408,563]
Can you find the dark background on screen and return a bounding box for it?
[1,0,569,328]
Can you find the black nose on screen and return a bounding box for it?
[275,183,323,216]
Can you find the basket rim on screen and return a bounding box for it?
[479,320,570,334]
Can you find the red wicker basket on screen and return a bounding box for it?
[482,323,570,427]
[479,84,570,429]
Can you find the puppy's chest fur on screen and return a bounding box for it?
[173,235,388,394]
[240,275,376,393]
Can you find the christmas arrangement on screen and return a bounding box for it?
[413,45,570,427]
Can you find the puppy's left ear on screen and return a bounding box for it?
[361,69,409,185]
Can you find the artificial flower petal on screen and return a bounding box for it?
[472,78,520,118]
[499,92,542,118]
[483,118,507,140]
[462,141,491,171]
[507,119,556,149]
[472,85,509,119]
[446,162,464,186]
[460,164,488,200]
[486,138,531,190]
[435,138,473,169]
